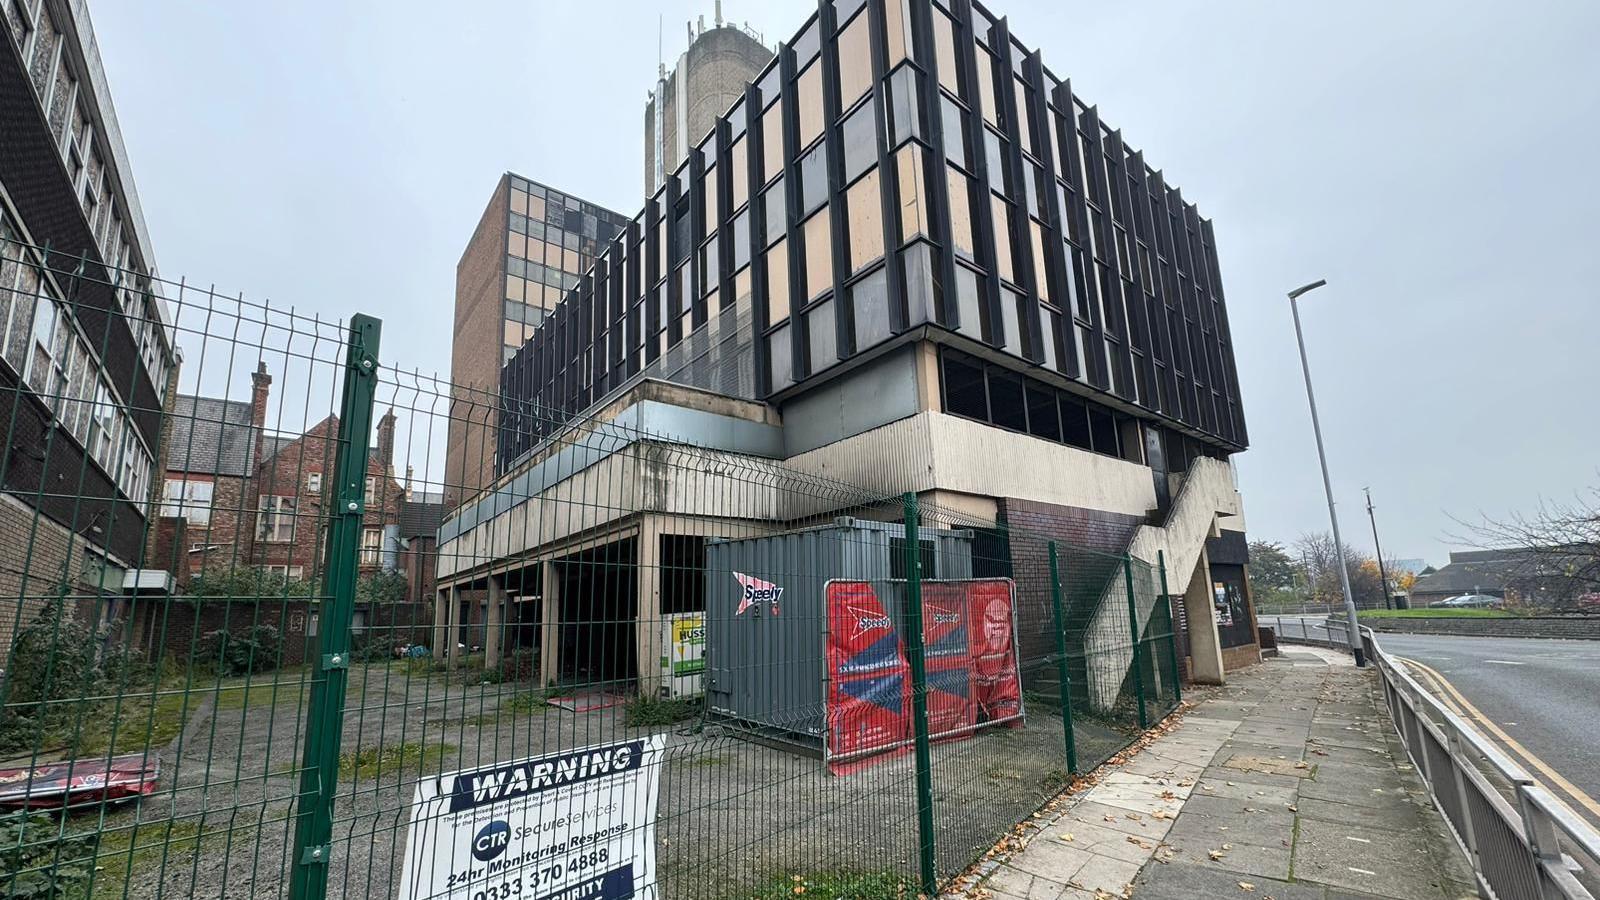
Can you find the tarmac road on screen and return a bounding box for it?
[1372,632,1600,826]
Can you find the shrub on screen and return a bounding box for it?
[202,625,284,676]
[624,694,703,728]
[0,598,99,755]
[0,809,99,899]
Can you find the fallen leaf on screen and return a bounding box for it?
[1208,850,1226,860]
[1060,832,1075,842]
[1238,882,1256,892]
[1293,762,1310,770]
[1222,843,1234,850]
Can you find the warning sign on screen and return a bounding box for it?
[399,736,665,900]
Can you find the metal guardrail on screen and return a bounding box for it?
[1278,621,1600,897]
[1259,614,1350,650]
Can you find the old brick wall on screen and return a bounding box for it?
[251,416,405,579]
[445,177,511,509]
[996,498,1144,679]
[133,597,320,668]
[0,494,115,669]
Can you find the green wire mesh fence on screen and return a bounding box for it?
[0,238,1185,899]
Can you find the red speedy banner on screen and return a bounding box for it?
[824,581,910,770]
[919,582,977,739]
[823,579,1023,773]
[968,579,1023,724]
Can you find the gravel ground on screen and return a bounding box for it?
[68,665,1141,900]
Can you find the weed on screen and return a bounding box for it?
[213,678,308,711]
[338,741,455,780]
[624,695,702,728]
[90,817,254,894]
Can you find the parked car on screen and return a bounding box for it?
[1430,593,1504,609]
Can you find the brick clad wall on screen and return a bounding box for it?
[251,415,405,579]
[130,596,319,668]
[162,472,257,576]
[445,179,510,509]
[0,494,104,669]
[996,498,1144,686]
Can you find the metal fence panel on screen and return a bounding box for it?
[0,238,1188,900]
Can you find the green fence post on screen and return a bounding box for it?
[1157,550,1182,705]
[1123,555,1148,730]
[289,314,381,900]
[902,492,938,897]
[1047,542,1079,774]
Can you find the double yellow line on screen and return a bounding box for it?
[1395,655,1600,822]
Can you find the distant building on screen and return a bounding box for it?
[644,9,774,196]
[442,174,631,508]
[1,0,176,662]
[159,363,271,576]
[1411,547,1595,608]
[251,409,407,582]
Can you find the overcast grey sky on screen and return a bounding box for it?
[93,0,1600,564]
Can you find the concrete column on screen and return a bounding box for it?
[636,519,664,698]
[1181,548,1226,685]
[485,575,505,671]
[540,562,560,687]
[445,585,460,671]
[432,586,450,658]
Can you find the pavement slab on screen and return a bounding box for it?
[955,650,1477,900]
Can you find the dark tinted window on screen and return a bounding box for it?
[1088,406,1118,455]
[943,352,988,419]
[1026,385,1060,441]
[987,369,1027,431]
[1060,395,1091,449]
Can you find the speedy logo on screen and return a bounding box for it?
[928,606,960,626]
[847,604,894,638]
[734,572,783,615]
[472,820,510,862]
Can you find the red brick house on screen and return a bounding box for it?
[159,363,272,576]
[250,408,408,583]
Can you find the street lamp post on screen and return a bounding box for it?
[1287,279,1366,666]
[1366,487,1393,610]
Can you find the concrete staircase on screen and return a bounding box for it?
[1072,457,1241,712]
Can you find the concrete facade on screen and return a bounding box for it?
[644,16,773,197]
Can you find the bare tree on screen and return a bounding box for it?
[1455,484,1600,608]
[1294,531,1386,609]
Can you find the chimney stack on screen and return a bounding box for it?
[377,408,397,476]
[250,362,271,465]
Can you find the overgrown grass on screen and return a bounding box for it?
[624,695,702,728]
[1357,608,1512,619]
[747,872,915,900]
[213,678,309,711]
[338,741,454,780]
[76,687,191,757]
[89,818,251,896]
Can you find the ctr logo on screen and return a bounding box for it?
[472,820,511,862]
[847,604,893,638]
[734,572,783,615]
